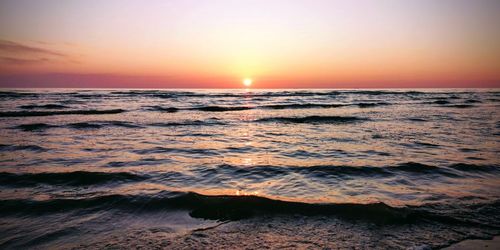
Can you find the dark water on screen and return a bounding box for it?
[0,89,499,249]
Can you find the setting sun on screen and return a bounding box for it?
[243,78,253,87]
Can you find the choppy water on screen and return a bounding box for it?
[0,89,499,249]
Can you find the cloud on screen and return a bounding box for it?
[0,40,78,67]
[0,56,50,65]
[0,40,66,57]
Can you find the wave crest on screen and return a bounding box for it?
[0,109,125,117]
[0,171,146,187]
[256,115,366,124]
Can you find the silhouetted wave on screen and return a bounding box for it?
[132,146,219,156]
[143,102,393,113]
[140,102,394,113]
[148,120,226,127]
[355,102,391,108]
[110,90,204,98]
[0,144,47,152]
[69,93,106,99]
[197,162,498,179]
[0,171,145,187]
[67,122,103,129]
[256,115,366,124]
[145,106,179,112]
[262,103,346,109]
[106,90,428,98]
[67,121,142,129]
[0,109,126,117]
[191,106,254,112]
[449,163,499,173]
[102,121,143,128]
[0,191,497,225]
[0,91,38,98]
[407,118,428,122]
[14,123,57,131]
[430,100,451,105]
[13,121,142,131]
[465,99,481,104]
[448,104,475,108]
[423,100,476,108]
[19,104,70,109]
[414,141,441,148]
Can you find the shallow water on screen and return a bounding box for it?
[0,89,499,249]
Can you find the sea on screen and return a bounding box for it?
[0,89,499,249]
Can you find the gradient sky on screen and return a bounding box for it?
[0,0,499,88]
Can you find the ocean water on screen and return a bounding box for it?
[0,89,499,249]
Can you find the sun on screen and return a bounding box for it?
[243,78,253,87]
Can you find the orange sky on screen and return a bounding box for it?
[0,0,499,88]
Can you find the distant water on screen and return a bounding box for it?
[0,89,499,249]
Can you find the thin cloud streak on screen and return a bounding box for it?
[0,39,80,68]
[0,40,65,57]
[0,56,50,65]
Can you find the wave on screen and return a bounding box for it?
[430,100,451,105]
[146,106,179,112]
[1,191,497,225]
[256,115,365,124]
[414,141,441,148]
[465,99,482,104]
[0,191,391,222]
[146,102,391,113]
[13,121,142,131]
[13,120,220,131]
[104,90,429,99]
[191,106,254,112]
[355,102,391,108]
[0,109,126,117]
[0,91,38,98]
[449,163,500,173]
[249,90,423,97]
[0,191,411,222]
[101,121,143,128]
[148,120,226,127]
[69,93,106,99]
[423,100,476,108]
[58,99,87,104]
[19,104,70,109]
[0,144,47,152]
[185,193,414,222]
[145,102,390,113]
[374,162,497,175]
[67,122,103,129]
[205,91,336,98]
[339,90,425,96]
[67,121,142,129]
[262,103,346,109]
[0,171,146,187]
[447,104,475,108]
[153,104,346,113]
[110,90,204,99]
[132,146,219,156]
[194,162,498,180]
[407,118,428,122]
[14,123,57,131]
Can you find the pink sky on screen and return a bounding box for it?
[1,0,499,88]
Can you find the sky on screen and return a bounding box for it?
[0,0,499,88]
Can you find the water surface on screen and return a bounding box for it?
[0,89,499,249]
